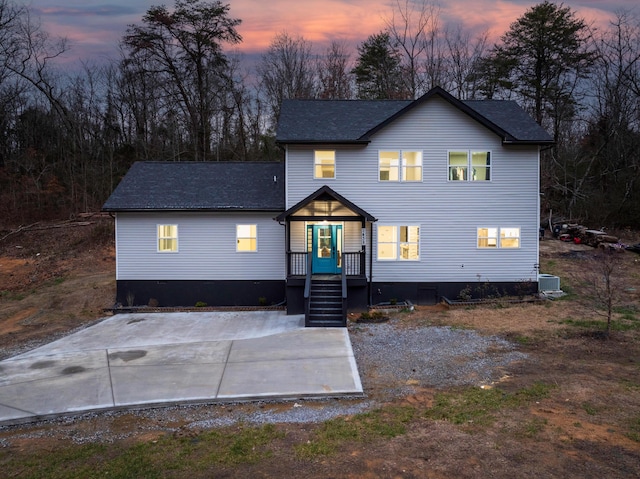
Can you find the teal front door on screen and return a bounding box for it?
[309,224,342,274]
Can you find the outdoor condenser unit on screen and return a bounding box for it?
[538,274,560,292]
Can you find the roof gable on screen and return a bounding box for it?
[102,161,285,212]
[276,87,553,145]
[275,185,376,222]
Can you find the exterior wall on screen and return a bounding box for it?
[285,96,540,295]
[115,211,285,281]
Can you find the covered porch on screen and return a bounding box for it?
[275,186,376,325]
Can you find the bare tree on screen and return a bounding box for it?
[385,0,440,98]
[257,32,317,125]
[580,248,625,338]
[122,0,242,161]
[444,25,489,99]
[318,40,353,99]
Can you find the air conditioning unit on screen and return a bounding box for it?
[538,274,560,292]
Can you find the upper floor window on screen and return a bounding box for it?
[477,227,520,248]
[377,225,420,260]
[449,151,491,181]
[314,150,335,179]
[237,224,257,252]
[380,150,422,182]
[158,224,178,252]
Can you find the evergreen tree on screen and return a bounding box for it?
[482,1,595,137]
[352,32,408,100]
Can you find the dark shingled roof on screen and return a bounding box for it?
[102,161,285,212]
[276,86,553,145]
[276,99,411,143]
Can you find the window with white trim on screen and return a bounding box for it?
[314,150,335,179]
[477,227,520,248]
[158,224,178,252]
[377,225,420,260]
[449,150,491,181]
[236,224,257,252]
[379,150,422,181]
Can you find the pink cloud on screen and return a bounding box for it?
[28,0,624,68]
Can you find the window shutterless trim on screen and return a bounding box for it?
[448,150,491,182]
[378,150,423,182]
[236,224,258,252]
[313,150,336,180]
[477,226,520,249]
[157,224,178,253]
[377,224,420,261]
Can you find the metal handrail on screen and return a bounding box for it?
[303,251,312,325]
[341,260,347,327]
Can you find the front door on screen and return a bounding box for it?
[309,224,342,274]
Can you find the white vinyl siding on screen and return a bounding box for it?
[115,212,284,281]
[285,95,540,284]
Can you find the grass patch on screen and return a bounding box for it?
[519,417,548,438]
[0,290,25,301]
[614,306,638,322]
[620,379,640,391]
[626,415,640,442]
[0,424,284,477]
[513,335,533,345]
[424,383,554,429]
[561,317,640,332]
[295,405,414,458]
[582,402,598,416]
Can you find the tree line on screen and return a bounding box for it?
[0,0,638,228]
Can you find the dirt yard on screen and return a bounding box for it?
[1,219,639,478]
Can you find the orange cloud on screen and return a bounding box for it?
[29,0,622,68]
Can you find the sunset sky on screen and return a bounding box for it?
[26,0,636,68]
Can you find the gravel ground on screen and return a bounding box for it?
[0,318,528,443]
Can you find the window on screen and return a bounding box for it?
[477,227,520,248]
[500,227,520,248]
[377,225,420,260]
[377,226,397,259]
[477,227,498,248]
[379,150,422,181]
[449,150,491,181]
[314,150,335,179]
[472,151,491,181]
[158,224,178,252]
[402,151,422,181]
[379,151,399,181]
[237,224,257,252]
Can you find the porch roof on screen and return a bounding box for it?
[275,185,377,222]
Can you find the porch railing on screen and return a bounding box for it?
[342,251,365,276]
[287,251,365,276]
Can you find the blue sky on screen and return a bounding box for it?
[25,0,637,68]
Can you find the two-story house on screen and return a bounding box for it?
[103,87,553,326]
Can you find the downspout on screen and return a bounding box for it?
[368,221,374,306]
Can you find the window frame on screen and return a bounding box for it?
[448,150,491,182]
[379,150,423,182]
[377,224,420,261]
[477,227,520,249]
[313,150,336,180]
[236,224,258,252]
[157,224,178,253]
